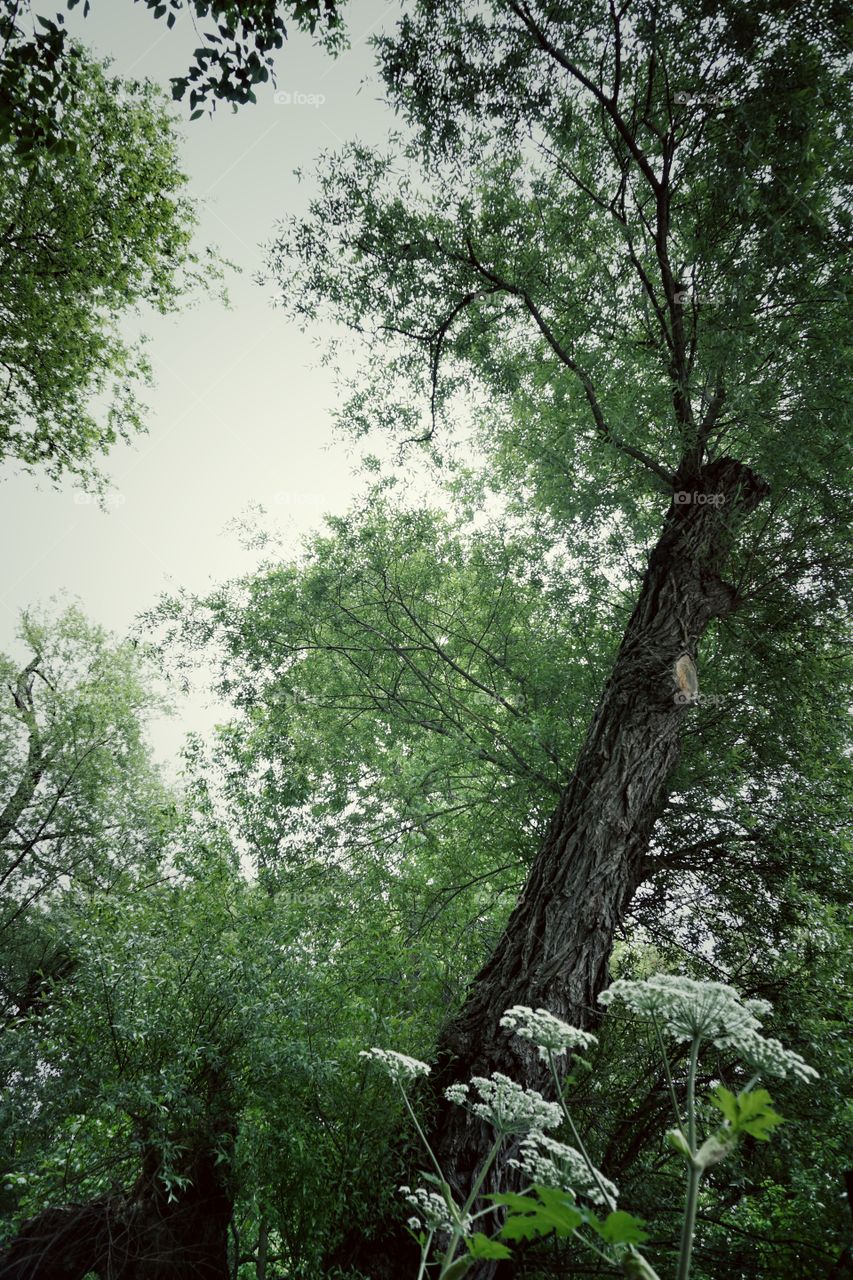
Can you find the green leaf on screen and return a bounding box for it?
[497,1185,584,1242]
[442,1258,473,1280]
[589,1210,649,1245]
[467,1233,513,1260]
[710,1086,785,1141]
[711,1085,739,1127]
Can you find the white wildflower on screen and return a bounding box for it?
[456,1072,562,1136]
[599,977,817,1081]
[359,1048,431,1083]
[400,1185,471,1236]
[500,1005,598,1061]
[509,1133,618,1207]
[444,1083,470,1104]
[730,1030,818,1083]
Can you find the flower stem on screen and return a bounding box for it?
[399,1082,445,1186]
[652,1012,684,1132]
[676,1037,703,1280]
[571,1227,615,1264]
[461,1135,505,1221]
[439,1134,504,1277]
[548,1049,617,1213]
[416,1230,434,1280]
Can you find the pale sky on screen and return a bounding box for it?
[0,0,405,764]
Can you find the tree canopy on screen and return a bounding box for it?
[0,45,216,487]
[0,1,851,1277]
[0,0,346,158]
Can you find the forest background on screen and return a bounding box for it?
[0,2,849,1278]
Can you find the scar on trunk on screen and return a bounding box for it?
[674,653,699,703]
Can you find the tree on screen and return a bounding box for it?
[155,472,851,1274]
[0,610,239,1277]
[0,847,240,1279]
[259,0,852,1239]
[0,607,175,1025]
[0,0,346,158]
[0,610,425,1276]
[0,609,228,1278]
[0,44,215,488]
[0,782,428,1278]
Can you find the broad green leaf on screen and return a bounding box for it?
[589,1210,649,1245]
[710,1086,785,1141]
[467,1233,513,1260]
[498,1185,584,1242]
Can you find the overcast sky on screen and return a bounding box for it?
[0,0,405,764]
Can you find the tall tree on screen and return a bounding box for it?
[0,849,241,1280]
[0,610,236,1277]
[265,0,852,1215]
[156,471,851,1273]
[0,607,174,1020]
[0,609,426,1276]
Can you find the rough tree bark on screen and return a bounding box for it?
[426,455,769,1201]
[329,458,770,1280]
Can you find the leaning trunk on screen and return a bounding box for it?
[429,458,769,1197]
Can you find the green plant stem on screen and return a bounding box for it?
[675,1037,703,1280]
[461,1135,505,1220]
[548,1050,616,1212]
[652,1013,684,1132]
[571,1227,614,1265]
[416,1230,434,1280]
[439,1134,504,1276]
[399,1081,445,1185]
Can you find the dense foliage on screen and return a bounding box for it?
[0,0,850,1277]
[0,44,214,487]
[0,0,345,157]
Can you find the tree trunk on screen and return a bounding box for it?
[428,457,769,1201]
[256,1218,269,1280]
[0,1145,233,1280]
[328,457,769,1280]
[0,658,46,852]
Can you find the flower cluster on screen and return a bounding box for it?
[400,1185,470,1237]
[445,1072,562,1136]
[444,1083,470,1105]
[500,1005,598,1061]
[730,1031,818,1084]
[359,1048,431,1084]
[509,1133,619,1207]
[599,977,817,1082]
